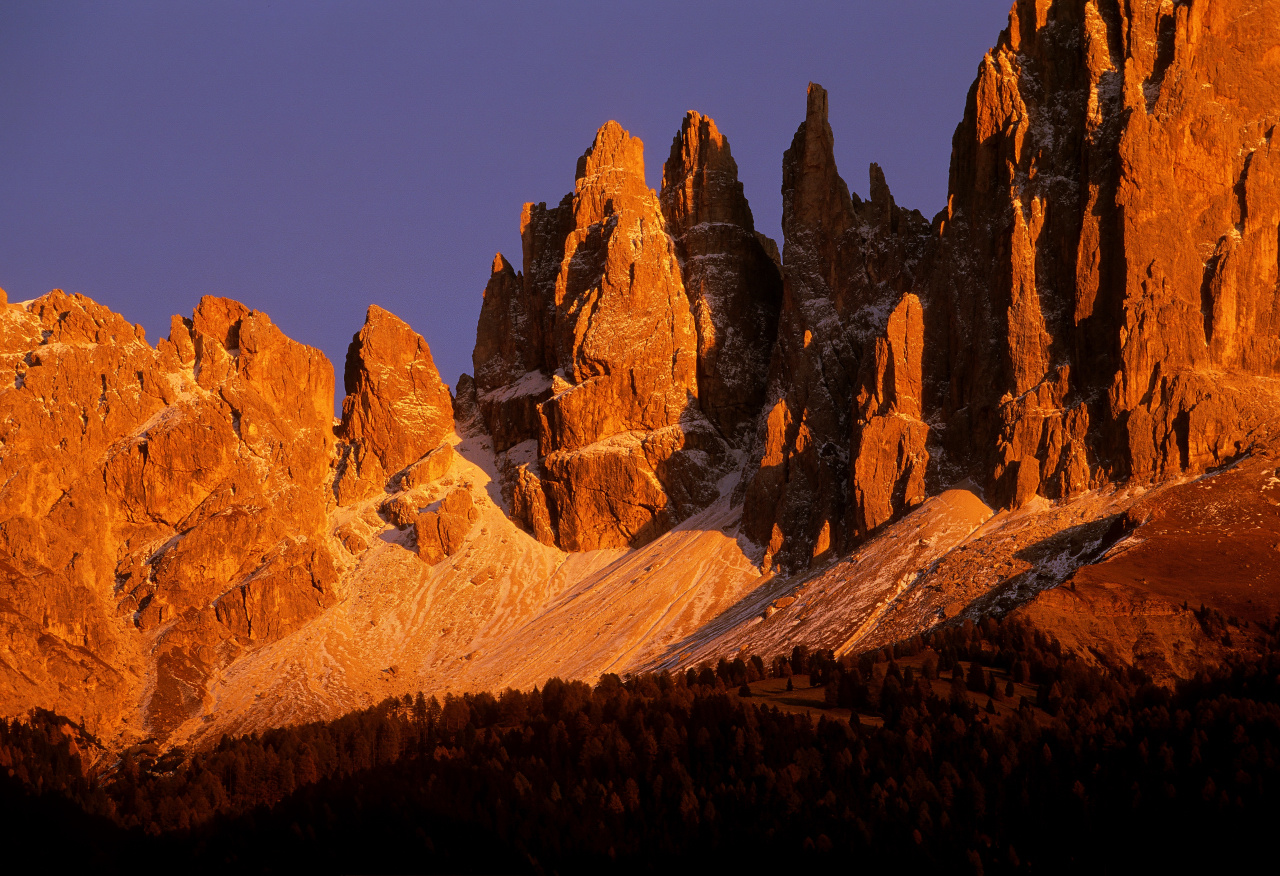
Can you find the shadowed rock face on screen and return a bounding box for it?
[740,84,933,572]
[661,111,784,446]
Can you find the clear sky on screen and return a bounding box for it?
[1,0,1013,396]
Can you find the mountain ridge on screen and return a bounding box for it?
[2,0,1278,751]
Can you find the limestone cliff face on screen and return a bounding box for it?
[0,292,340,738]
[661,111,784,445]
[744,0,1280,570]
[473,120,774,551]
[0,289,465,741]
[336,305,454,504]
[930,0,1280,510]
[741,85,933,571]
[848,292,929,541]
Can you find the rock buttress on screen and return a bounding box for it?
[474,121,734,550]
[660,111,784,446]
[336,305,454,504]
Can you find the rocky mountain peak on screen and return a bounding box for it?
[783,83,856,241]
[660,110,782,445]
[661,111,754,231]
[571,121,652,230]
[472,114,790,550]
[574,120,646,185]
[336,304,454,505]
[4,0,1279,755]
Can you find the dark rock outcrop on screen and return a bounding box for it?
[661,111,784,445]
[741,85,933,571]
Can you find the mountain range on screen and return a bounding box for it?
[2,0,1278,753]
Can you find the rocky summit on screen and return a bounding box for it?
[2,0,1279,751]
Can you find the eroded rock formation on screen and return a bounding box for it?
[336,305,454,504]
[472,119,768,551]
[3,0,1280,751]
[0,292,340,737]
[415,487,479,565]
[660,111,784,445]
[741,85,933,572]
[740,0,1280,570]
[928,0,1280,510]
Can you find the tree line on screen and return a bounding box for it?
[4,614,1280,873]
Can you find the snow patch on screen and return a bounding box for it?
[481,370,552,404]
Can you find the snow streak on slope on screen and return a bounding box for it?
[642,487,995,669]
[172,432,765,745]
[172,426,1181,748]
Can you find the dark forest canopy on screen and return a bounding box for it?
[5,615,1280,874]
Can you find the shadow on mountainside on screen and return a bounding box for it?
[959,514,1133,619]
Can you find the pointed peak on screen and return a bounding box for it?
[676,110,727,158]
[490,253,515,276]
[576,120,646,182]
[783,82,853,237]
[664,110,734,192]
[869,162,896,216]
[680,110,721,141]
[806,82,829,124]
[661,109,751,231]
[363,303,402,326]
[192,296,252,349]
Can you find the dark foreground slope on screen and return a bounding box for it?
[7,616,1280,873]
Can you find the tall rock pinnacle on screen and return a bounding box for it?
[474,120,734,550]
[661,111,783,445]
[336,305,454,504]
[741,84,932,572]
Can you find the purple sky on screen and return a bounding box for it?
[1,0,1012,397]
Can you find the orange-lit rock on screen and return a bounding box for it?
[336,305,454,504]
[473,120,735,550]
[0,292,339,739]
[929,0,1280,509]
[848,293,929,539]
[415,487,478,565]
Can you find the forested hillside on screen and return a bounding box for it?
[5,616,1280,873]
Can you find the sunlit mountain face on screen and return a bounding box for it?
[3,0,1280,870]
